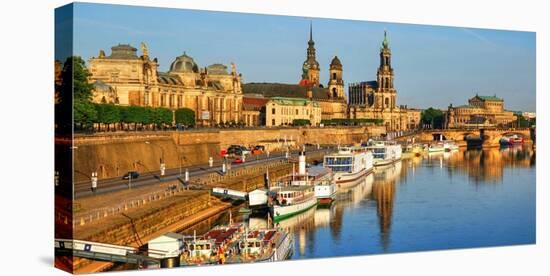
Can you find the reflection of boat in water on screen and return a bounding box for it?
[427,150,454,160]
[336,173,374,206]
[249,204,317,232]
[323,146,373,188]
[364,141,402,167]
[373,161,401,182]
[313,204,335,228]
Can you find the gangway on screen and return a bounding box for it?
[211,187,248,201]
[55,239,163,266]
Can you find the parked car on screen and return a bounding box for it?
[122,171,140,180]
[252,145,265,155]
[232,157,244,164]
[227,145,250,156]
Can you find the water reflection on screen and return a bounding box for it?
[372,162,401,251]
[182,146,535,259]
[425,146,535,184]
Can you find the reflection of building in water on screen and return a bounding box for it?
[372,164,400,251]
[441,147,534,184]
[314,205,335,228]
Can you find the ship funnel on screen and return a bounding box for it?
[299,151,306,175]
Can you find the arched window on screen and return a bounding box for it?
[332,72,337,79]
[385,97,389,108]
[332,87,338,98]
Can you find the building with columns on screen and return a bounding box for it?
[348,31,420,131]
[88,43,243,126]
[444,94,517,128]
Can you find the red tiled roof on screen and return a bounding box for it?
[243,96,269,111]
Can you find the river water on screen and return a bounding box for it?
[182,146,536,260]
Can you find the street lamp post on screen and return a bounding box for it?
[91,171,98,194]
[145,141,165,177]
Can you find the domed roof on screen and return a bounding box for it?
[330,56,342,69]
[108,44,138,59]
[169,52,199,73]
[207,63,229,75]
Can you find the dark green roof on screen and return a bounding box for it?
[475,95,503,102]
[455,104,476,109]
[269,97,320,107]
[243,83,329,100]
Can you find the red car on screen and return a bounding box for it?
[232,158,244,164]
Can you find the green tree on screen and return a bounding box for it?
[60,56,97,130]
[175,108,196,127]
[121,106,145,130]
[421,108,445,129]
[95,104,120,131]
[74,100,97,130]
[152,107,173,129]
[293,119,311,126]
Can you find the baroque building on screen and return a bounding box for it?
[244,23,347,121]
[444,94,517,128]
[88,43,243,126]
[348,31,420,131]
[300,22,320,87]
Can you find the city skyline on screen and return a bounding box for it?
[70,3,535,111]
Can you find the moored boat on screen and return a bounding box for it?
[364,140,402,167]
[177,223,293,265]
[323,146,374,189]
[428,142,446,153]
[269,185,317,222]
[500,135,524,146]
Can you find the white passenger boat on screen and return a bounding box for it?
[270,185,317,222]
[364,141,402,167]
[428,142,446,153]
[323,146,374,188]
[269,151,320,222]
[445,142,459,152]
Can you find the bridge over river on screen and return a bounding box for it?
[395,128,534,147]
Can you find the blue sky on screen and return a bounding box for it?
[68,3,536,111]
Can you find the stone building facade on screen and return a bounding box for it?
[265,97,322,127]
[242,94,268,127]
[348,32,420,131]
[445,95,516,128]
[88,43,243,126]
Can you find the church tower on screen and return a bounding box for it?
[300,22,320,87]
[328,56,345,99]
[375,31,396,110]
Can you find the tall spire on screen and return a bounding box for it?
[382,30,389,48]
[309,20,314,44]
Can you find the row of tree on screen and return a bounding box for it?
[321,118,384,126]
[94,104,196,131]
